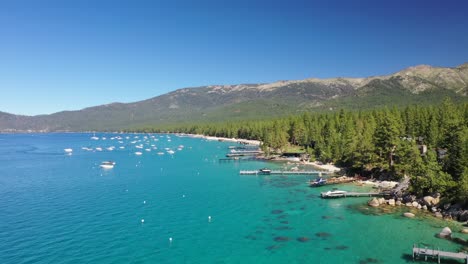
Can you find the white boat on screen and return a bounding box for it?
[100,161,115,169]
[167,150,175,154]
[324,190,348,196]
[135,152,143,156]
[95,147,103,151]
[91,136,99,140]
[157,152,164,155]
[64,148,73,153]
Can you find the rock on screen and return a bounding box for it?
[417,204,422,210]
[461,228,468,234]
[403,195,416,203]
[412,201,419,207]
[423,196,440,206]
[388,199,395,206]
[438,227,452,238]
[396,200,402,206]
[378,198,386,205]
[434,212,443,218]
[459,210,468,222]
[431,207,438,213]
[405,202,413,207]
[368,198,380,207]
[422,205,427,210]
[403,212,415,218]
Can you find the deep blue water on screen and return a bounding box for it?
[0,133,465,263]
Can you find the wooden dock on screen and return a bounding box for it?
[413,244,468,263]
[239,170,328,175]
[320,191,384,198]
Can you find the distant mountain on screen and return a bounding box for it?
[1,63,467,132]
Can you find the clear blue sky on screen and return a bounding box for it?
[1,0,467,115]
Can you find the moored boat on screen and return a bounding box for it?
[100,161,115,169]
[310,177,327,187]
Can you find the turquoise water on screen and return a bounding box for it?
[0,133,466,264]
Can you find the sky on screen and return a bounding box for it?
[1,0,468,116]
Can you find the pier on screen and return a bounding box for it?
[219,158,258,163]
[239,170,328,175]
[412,244,468,263]
[320,191,385,198]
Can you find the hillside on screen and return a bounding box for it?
[1,63,467,132]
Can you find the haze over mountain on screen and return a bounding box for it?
[1,63,467,132]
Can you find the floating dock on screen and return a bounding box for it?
[239,170,328,175]
[412,244,468,263]
[320,191,384,198]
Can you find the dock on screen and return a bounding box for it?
[219,158,258,163]
[239,170,328,175]
[413,244,468,263]
[320,191,384,198]
[309,176,356,187]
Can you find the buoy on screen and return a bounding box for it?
[143,201,146,204]
[208,216,211,222]
[182,194,185,198]
[169,237,173,242]
[141,219,145,223]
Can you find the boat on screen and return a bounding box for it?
[135,152,143,155]
[321,189,348,197]
[100,161,115,169]
[167,150,175,154]
[259,168,271,175]
[64,148,73,153]
[310,177,327,187]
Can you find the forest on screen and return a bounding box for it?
[135,99,468,205]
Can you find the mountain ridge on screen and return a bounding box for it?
[1,63,467,132]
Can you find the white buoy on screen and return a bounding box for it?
[169,237,173,243]
[208,216,211,222]
[141,219,145,223]
[143,200,146,204]
[182,194,185,198]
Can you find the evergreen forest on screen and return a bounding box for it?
[136,99,468,205]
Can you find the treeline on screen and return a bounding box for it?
[136,99,468,204]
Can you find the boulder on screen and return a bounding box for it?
[412,201,419,207]
[461,228,468,234]
[431,207,438,213]
[422,205,428,210]
[405,202,413,207]
[434,212,443,218]
[403,212,415,218]
[388,199,395,206]
[396,200,402,206]
[423,196,440,206]
[368,198,380,207]
[438,227,452,238]
[459,210,468,222]
[417,204,422,210]
[378,198,386,205]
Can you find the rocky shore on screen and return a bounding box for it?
[367,192,468,222]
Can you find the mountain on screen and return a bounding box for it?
[1,63,467,132]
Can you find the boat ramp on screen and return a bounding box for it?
[412,244,468,263]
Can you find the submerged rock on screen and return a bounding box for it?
[296,237,309,242]
[368,198,380,207]
[438,227,452,238]
[315,232,331,238]
[403,212,415,218]
[274,236,289,242]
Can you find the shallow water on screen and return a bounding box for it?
[0,133,466,263]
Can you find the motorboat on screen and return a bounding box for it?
[259,168,271,175]
[310,177,327,187]
[100,161,115,169]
